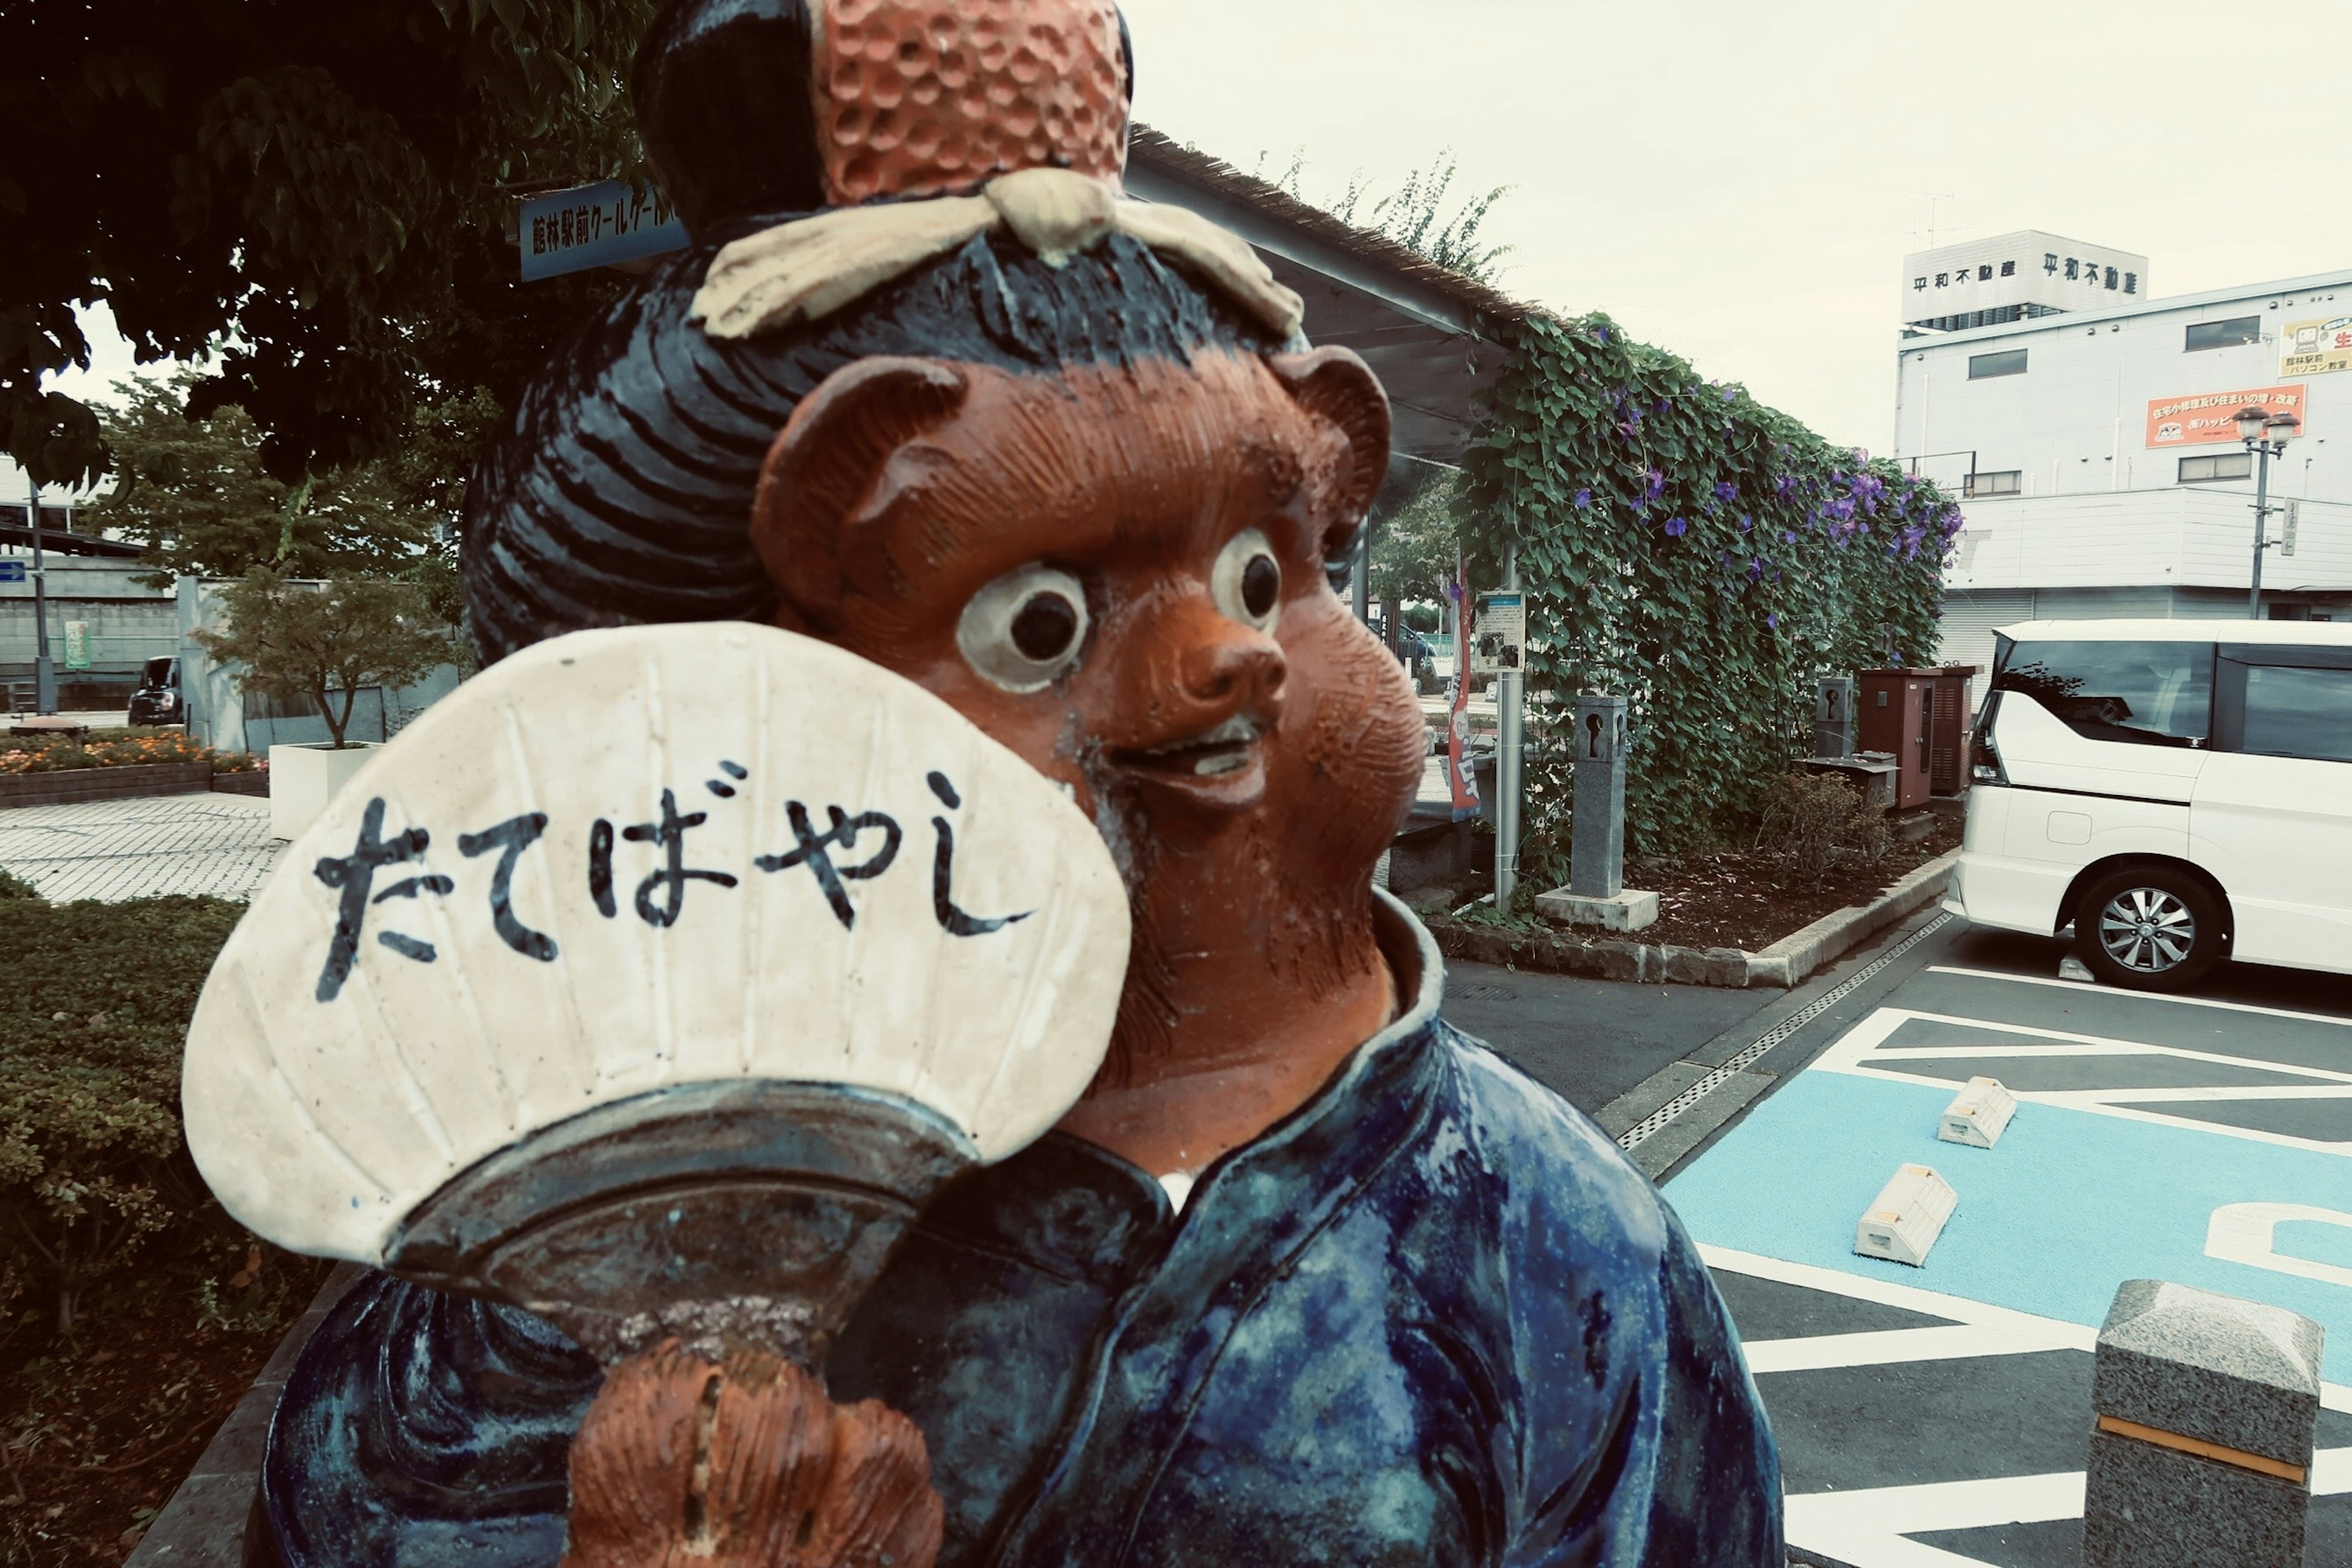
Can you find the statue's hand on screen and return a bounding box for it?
[562,1340,943,1568]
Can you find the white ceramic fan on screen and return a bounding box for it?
[183,622,1130,1362]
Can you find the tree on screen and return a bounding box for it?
[1368,469,1504,613]
[86,369,489,630]
[1,0,650,489]
[192,569,459,748]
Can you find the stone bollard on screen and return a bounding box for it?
[1532,694,1657,932]
[1813,676,1855,760]
[2084,1278,2324,1568]
[1570,694,1628,899]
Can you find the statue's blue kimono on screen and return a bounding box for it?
[255,897,1782,1566]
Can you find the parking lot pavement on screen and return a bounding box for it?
[1663,921,2352,1567]
[1443,958,1776,1115]
[0,794,282,902]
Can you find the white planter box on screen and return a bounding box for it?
[269,742,383,841]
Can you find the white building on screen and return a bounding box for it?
[1891,235,2352,700]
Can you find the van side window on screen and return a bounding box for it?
[2217,655,2352,763]
[1992,641,2211,747]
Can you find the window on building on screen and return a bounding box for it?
[2179,453,2253,483]
[1964,470,2022,498]
[1967,349,2029,379]
[2000,260,2017,277]
[1994,639,2212,747]
[2185,316,2261,352]
[2219,659,2352,763]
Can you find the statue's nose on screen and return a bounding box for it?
[1182,632,1286,713]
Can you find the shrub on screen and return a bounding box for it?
[1758,772,1888,888]
[0,897,246,1340]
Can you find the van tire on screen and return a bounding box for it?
[2073,867,2226,992]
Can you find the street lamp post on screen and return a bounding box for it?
[2234,405,2301,621]
[25,475,54,714]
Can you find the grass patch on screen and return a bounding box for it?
[0,889,326,1559]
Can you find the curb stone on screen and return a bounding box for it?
[1427,849,1959,990]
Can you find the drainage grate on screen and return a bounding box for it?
[1616,912,1954,1153]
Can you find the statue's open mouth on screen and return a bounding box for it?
[1112,715,1265,803]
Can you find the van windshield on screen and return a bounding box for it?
[1993,639,2211,747]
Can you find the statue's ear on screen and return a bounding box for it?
[1268,347,1391,558]
[751,357,970,630]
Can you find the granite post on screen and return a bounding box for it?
[2084,1278,2324,1568]
[1813,676,1855,760]
[1534,694,1657,931]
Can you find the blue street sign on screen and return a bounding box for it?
[519,181,689,282]
[0,560,26,583]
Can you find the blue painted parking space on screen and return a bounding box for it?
[1667,934,2352,1567]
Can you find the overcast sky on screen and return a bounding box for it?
[44,0,2352,461]
[1121,0,2352,451]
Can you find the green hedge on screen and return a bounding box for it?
[1457,312,1958,865]
[0,892,247,1339]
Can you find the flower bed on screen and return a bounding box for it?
[0,730,263,776]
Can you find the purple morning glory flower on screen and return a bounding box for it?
[1573,488,1593,508]
[1766,612,1780,630]
[1747,558,1765,581]
[1643,469,1666,502]
[1737,514,1754,533]
[1722,386,1736,402]
[1713,481,1739,503]
[1595,326,1611,343]
[1664,516,1689,538]
[1781,529,1796,543]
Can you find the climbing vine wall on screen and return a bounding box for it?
[1455,311,1961,865]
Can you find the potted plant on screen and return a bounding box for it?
[192,568,459,839]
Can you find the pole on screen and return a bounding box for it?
[1494,539,1524,911]
[2248,439,2270,621]
[28,476,53,714]
[1351,518,1371,627]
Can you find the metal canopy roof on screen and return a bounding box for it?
[1123,127,1529,466]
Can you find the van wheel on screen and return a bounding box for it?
[2074,868,2226,992]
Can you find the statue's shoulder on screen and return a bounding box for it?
[1426,1020,1684,1265]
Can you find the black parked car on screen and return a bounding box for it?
[128,655,185,726]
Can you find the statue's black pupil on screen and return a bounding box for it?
[1242,555,1280,618]
[1011,593,1079,661]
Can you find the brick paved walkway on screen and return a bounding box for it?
[0,794,283,902]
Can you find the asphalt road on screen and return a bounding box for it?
[1444,957,1775,1114]
[1665,917,2352,1568]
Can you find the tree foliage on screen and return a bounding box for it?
[1,0,651,488]
[1457,312,1958,862]
[86,370,485,628]
[192,569,459,748]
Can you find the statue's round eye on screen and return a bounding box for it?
[957,564,1090,693]
[1212,529,1282,633]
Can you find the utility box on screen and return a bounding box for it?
[1922,665,1979,796]
[1857,669,1935,811]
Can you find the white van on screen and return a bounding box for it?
[1948,619,2352,991]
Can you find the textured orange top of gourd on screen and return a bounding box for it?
[815,0,1128,206]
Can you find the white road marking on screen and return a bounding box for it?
[1924,965,2352,1030]
[1702,1245,2096,1353]
[2207,1202,2352,1290]
[1702,1244,2352,1414]
[1785,1453,2351,1568]
[1743,1324,2064,1376]
[1809,1006,2352,1156]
